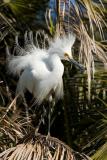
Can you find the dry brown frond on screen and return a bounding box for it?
[0,134,91,160]
[77,22,107,98]
[78,0,106,39]
[0,116,24,151]
[55,0,107,99]
[0,101,34,152]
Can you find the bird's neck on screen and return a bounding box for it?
[49,54,64,78]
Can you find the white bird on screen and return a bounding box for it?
[8,31,84,105]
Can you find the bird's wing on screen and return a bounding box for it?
[33,77,54,104]
[32,72,64,104]
[15,53,51,95]
[34,76,64,104]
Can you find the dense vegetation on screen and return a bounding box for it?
[0,0,107,159]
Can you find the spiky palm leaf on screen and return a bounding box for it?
[0,134,91,160]
[0,99,32,152]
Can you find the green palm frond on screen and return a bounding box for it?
[91,142,107,160]
[80,99,107,159]
[2,0,48,15]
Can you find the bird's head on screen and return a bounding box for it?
[49,33,84,71]
[48,33,85,71]
[48,33,75,60]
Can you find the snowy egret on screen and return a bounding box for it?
[8,31,84,105]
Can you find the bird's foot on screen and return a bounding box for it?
[46,132,50,140]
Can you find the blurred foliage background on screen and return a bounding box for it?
[0,0,107,159]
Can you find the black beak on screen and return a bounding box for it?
[69,58,85,72]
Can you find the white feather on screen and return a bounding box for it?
[8,32,76,104]
[8,54,31,76]
[8,48,46,76]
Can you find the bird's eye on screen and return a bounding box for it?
[64,53,69,58]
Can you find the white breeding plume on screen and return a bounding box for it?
[8,31,84,104]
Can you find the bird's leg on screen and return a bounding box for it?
[48,102,51,137]
[22,94,30,126]
[35,106,46,133]
[47,95,54,137]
